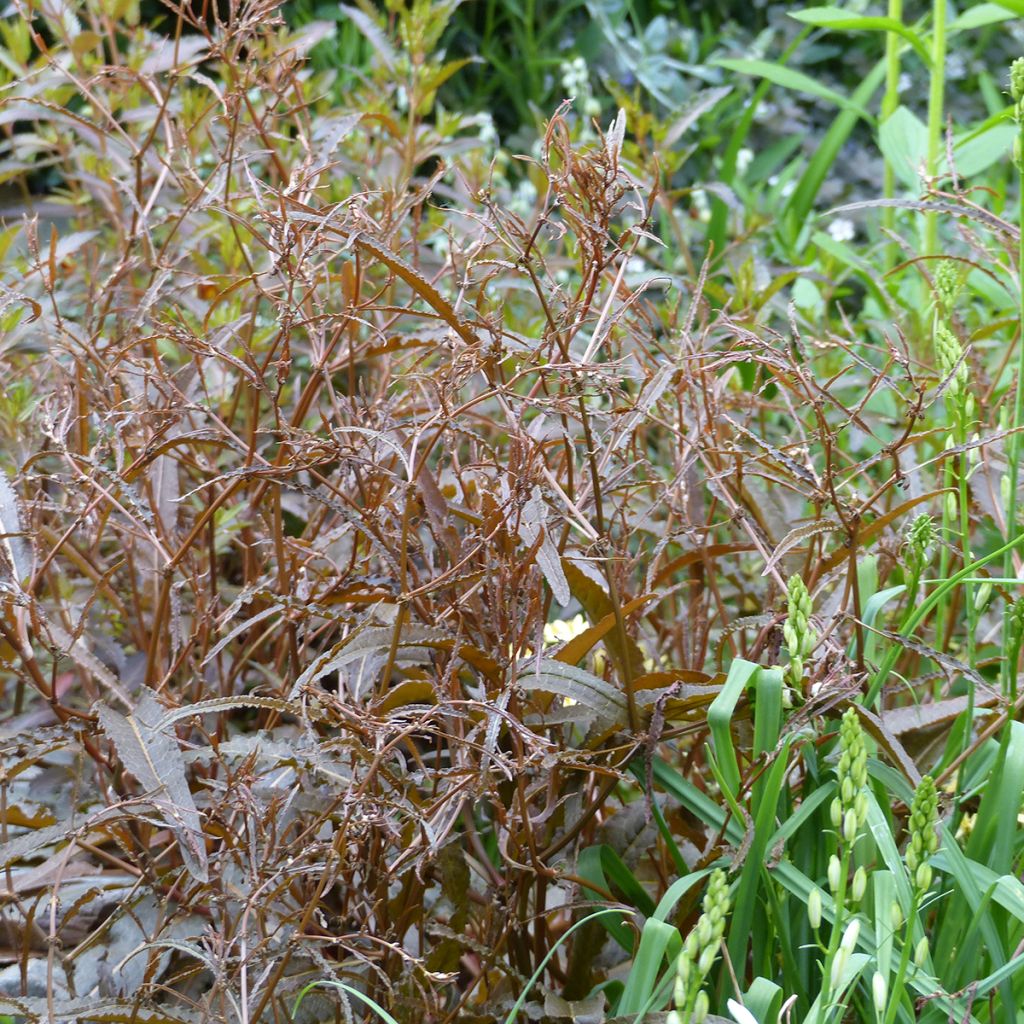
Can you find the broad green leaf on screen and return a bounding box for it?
[618,918,680,1015]
[713,58,872,120]
[878,106,928,188]
[789,7,931,66]
[950,2,1018,29]
[708,658,759,798]
[784,58,886,243]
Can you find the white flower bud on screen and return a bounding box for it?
[808,886,822,930]
[843,807,859,844]
[840,918,861,954]
[828,855,842,893]
[872,971,888,1013]
[693,990,710,1024]
[830,946,850,988]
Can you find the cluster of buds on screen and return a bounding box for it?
[1012,57,1024,171]
[906,513,935,573]
[934,323,970,406]
[830,708,869,846]
[1007,597,1024,661]
[905,775,940,896]
[784,575,816,691]
[668,870,731,1024]
[933,259,962,313]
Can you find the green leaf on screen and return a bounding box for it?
[783,57,886,244]
[950,2,1018,30]
[708,658,759,799]
[617,919,680,1016]
[878,106,929,188]
[948,122,1016,177]
[713,57,873,120]
[789,7,931,67]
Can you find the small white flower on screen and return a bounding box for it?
[478,113,497,146]
[509,178,538,218]
[691,188,711,223]
[946,53,967,81]
[780,179,796,199]
[727,999,760,1024]
[735,147,754,176]
[828,217,855,243]
[897,71,912,94]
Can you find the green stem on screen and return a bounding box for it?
[817,846,851,1024]
[882,892,920,1024]
[1003,112,1024,694]
[958,443,977,776]
[882,0,903,264]
[924,0,946,255]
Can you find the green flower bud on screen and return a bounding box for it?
[1011,56,1024,103]
[945,489,958,523]
[693,991,710,1024]
[906,513,935,570]
[852,866,867,903]
[843,807,859,844]
[914,935,930,967]
[830,797,843,829]
[916,862,933,892]
[891,900,904,931]
[698,943,717,976]
[674,975,686,1008]
[855,792,869,826]
[808,886,822,929]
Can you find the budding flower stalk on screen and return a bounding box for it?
[670,869,731,1024]
[784,575,816,691]
[906,775,940,897]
